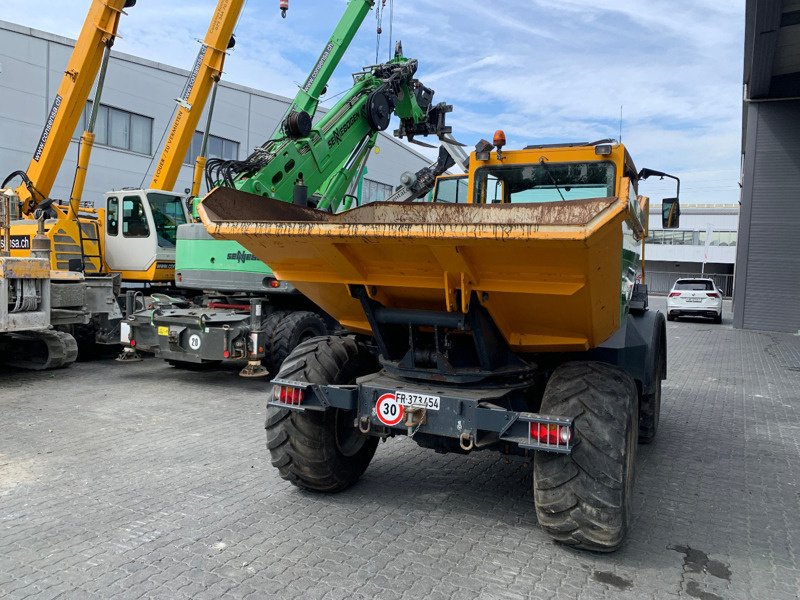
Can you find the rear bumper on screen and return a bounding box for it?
[667,306,722,318]
[269,372,574,455]
[666,299,722,318]
[175,268,295,294]
[123,307,260,363]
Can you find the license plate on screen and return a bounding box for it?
[158,326,169,336]
[395,390,440,411]
[686,298,702,303]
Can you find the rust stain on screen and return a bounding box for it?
[0,257,50,280]
[200,187,622,244]
[202,186,616,228]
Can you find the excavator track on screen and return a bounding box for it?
[2,330,79,371]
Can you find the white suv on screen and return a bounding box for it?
[666,278,723,324]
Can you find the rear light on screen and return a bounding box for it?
[706,292,720,298]
[530,422,572,445]
[273,383,305,405]
[669,292,681,297]
[223,350,230,358]
[269,279,281,289]
[130,339,136,347]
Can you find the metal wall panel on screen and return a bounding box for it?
[736,100,800,332]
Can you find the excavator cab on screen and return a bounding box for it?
[103,189,189,282]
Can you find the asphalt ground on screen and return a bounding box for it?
[1,298,799,599]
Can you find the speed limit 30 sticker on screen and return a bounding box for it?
[375,393,404,426]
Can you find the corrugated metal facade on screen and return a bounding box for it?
[734,100,800,332]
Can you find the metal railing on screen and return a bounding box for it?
[645,271,734,298]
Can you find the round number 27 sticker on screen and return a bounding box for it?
[375,393,404,426]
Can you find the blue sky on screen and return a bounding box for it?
[3,0,745,203]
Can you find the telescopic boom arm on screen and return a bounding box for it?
[276,0,375,136]
[14,0,135,217]
[149,0,244,192]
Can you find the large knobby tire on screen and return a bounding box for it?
[533,361,638,552]
[266,336,379,492]
[266,311,327,374]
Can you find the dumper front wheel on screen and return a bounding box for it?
[533,361,638,552]
[267,311,327,374]
[266,336,379,492]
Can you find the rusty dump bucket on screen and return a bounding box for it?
[199,187,638,353]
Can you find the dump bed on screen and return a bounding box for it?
[199,188,642,352]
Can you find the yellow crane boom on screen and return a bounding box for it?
[149,0,244,192]
[16,0,134,217]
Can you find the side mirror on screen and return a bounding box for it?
[662,198,681,229]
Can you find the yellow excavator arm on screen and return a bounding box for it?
[15,0,134,217]
[149,0,244,192]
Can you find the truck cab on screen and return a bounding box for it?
[102,189,190,283]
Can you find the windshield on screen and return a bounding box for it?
[147,192,188,248]
[674,280,714,291]
[474,162,615,204]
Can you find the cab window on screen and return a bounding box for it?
[147,192,188,248]
[474,162,615,204]
[122,195,150,238]
[434,176,469,203]
[107,197,119,236]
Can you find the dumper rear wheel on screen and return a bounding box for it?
[266,336,379,492]
[533,361,638,552]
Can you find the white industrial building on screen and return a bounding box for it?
[645,204,739,296]
[0,20,431,208]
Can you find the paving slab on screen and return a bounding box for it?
[1,298,799,599]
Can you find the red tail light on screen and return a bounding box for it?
[273,384,305,405]
[530,422,572,445]
[669,292,681,297]
[130,339,136,347]
[706,292,720,298]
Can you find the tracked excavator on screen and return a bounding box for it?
[1,0,244,366]
[119,0,464,377]
[0,0,135,369]
[3,0,243,287]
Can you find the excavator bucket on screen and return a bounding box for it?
[198,187,638,353]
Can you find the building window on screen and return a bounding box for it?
[184,131,239,165]
[75,102,153,155]
[645,230,737,247]
[362,178,393,204]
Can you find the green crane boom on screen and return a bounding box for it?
[206,51,451,213]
